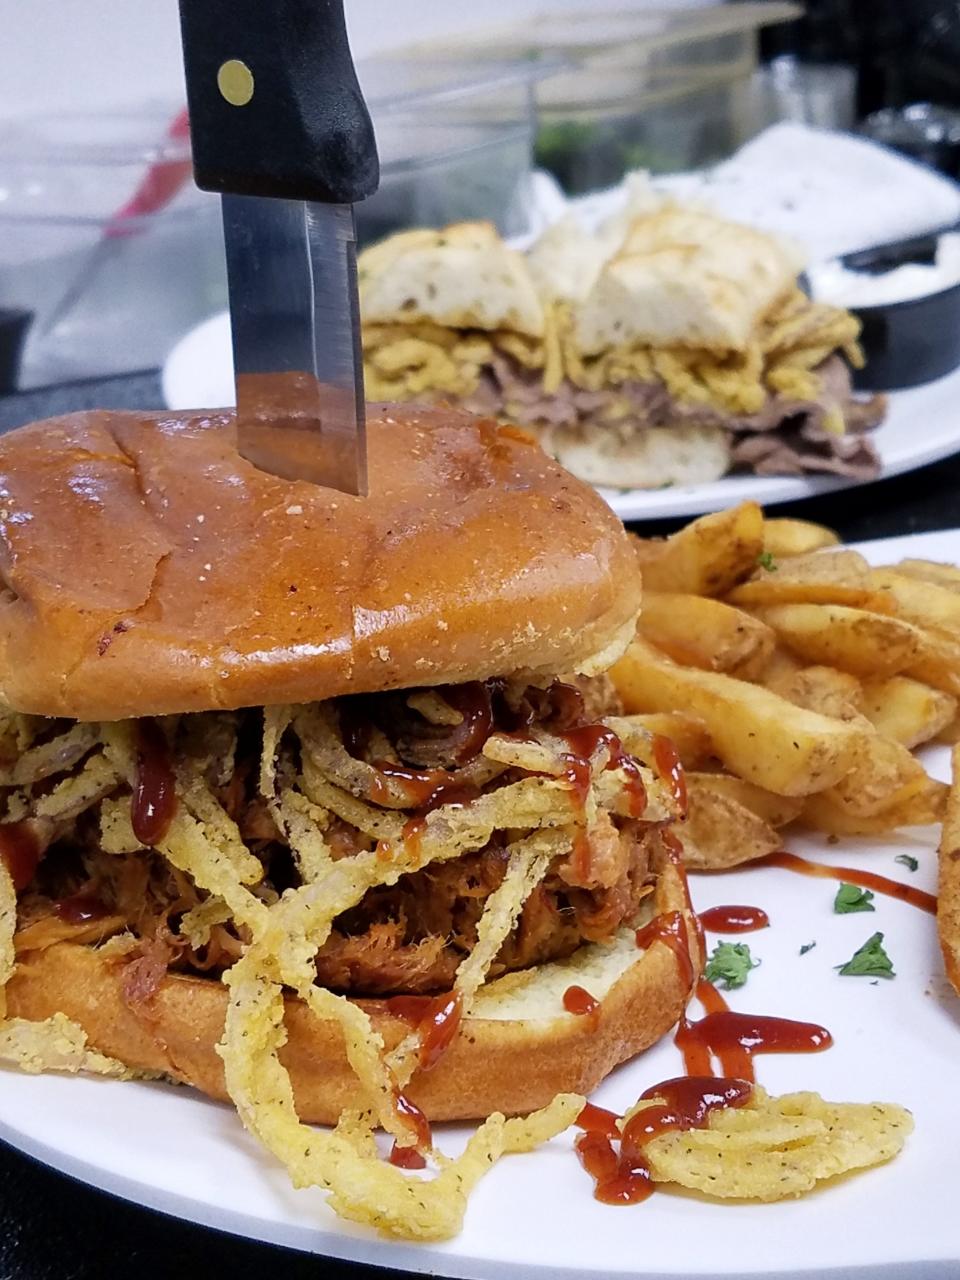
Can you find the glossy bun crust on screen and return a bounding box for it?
[7,858,700,1122]
[0,406,641,720]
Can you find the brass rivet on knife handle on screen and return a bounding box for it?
[217,59,255,108]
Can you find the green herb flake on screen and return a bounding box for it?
[799,941,817,956]
[836,931,895,979]
[704,941,759,990]
[895,854,919,873]
[834,883,876,914]
[756,550,778,573]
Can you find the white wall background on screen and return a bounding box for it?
[0,0,719,118]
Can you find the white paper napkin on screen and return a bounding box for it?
[529,123,960,264]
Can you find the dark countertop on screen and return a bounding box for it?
[0,374,958,1280]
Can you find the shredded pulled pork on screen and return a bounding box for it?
[4,672,667,1000]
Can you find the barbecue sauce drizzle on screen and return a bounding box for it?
[651,734,687,815]
[635,912,696,991]
[389,1141,427,1170]
[563,984,600,1017]
[392,1090,432,1161]
[557,724,648,820]
[383,991,465,1073]
[0,821,41,891]
[361,682,496,812]
[575,1076,754,1204]
[761,851,936,913]
[54,892,110,924]
[384,997,464,1163]
[442,682,495,761]
[676,981,833,1081]
[131,718,178,846]
[700,905,770,933]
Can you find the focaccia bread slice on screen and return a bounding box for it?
[574,208,806,356]
[359,220,545,338]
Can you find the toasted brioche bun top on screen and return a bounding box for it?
[0,404,640,720]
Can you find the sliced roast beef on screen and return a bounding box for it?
[461,351,885,481]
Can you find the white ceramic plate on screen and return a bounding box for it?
[161,311,960,523]
[2,526,959,1277]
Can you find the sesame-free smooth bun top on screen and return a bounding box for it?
[0,405,641,720]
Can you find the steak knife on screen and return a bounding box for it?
[177,0,379,493]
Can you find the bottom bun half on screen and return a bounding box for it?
[545,421,730,490]
[7,860,700,1123]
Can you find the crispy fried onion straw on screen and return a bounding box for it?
[220,948,581,1240]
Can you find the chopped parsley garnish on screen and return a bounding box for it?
[836,932,895,979]
[833,883,876,914]
[799,941,817,956]
[895,854,919,873]
[704,941,759,989]
[756,550,778,572]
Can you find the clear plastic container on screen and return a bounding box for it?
[0,108,226,388]
[0,60,555,386]
[751,57,857,133]
[407,4,802,193]
[356,57,561,244]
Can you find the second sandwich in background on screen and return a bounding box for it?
[359,180,886,491]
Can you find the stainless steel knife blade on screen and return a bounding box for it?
[222,194,367,495]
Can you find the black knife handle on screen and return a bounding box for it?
[177,0,379,203]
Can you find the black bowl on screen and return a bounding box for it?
[850,281,960,392]
[860,105,960,181]
[0,308,32,394]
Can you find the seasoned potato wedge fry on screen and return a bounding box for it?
[938,745,960,994]
[829,732,932,817]
[685,772,803,828]
[860,677,957,749]
[903,628,960,698]
[764,665,863,721]
[868,569,960,638]
[750,604,921,679]
[935,715,960,745]
[606,713,715,769]
[728,550,895,612]
[609,639,867,796]
[631,502,764,596]
[618,503,960,869]
[762,518,840,558]
[754,646,804,692]
[727,580,895,612]
[682,779,783,870]
[639,594,776,675]
[805,777,947,836]
[895,558,960,594]
[774,549,871,583]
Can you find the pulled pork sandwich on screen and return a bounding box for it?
[0,404,698,1239]
[359,194,886,490]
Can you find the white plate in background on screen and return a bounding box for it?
[2,528,959,1277]
[161,311,960,523]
